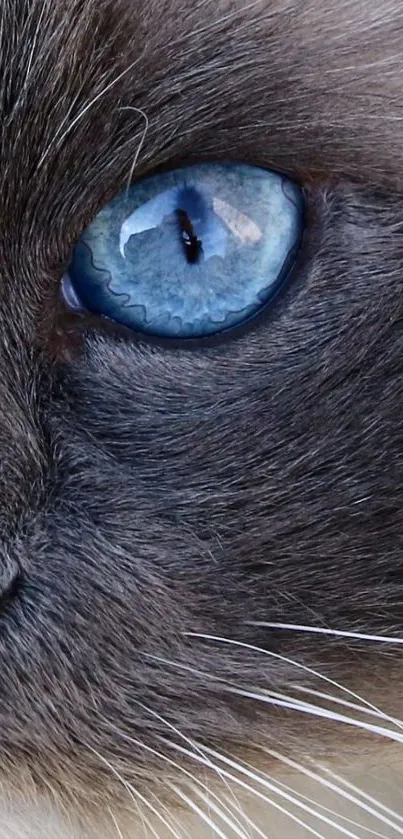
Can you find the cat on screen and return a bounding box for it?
[0,0,403,837]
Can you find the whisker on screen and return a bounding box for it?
[148,791,192,839]
[255,750,403,836]
[223,796,287,839]
[247,623,403,645]
[128,786,186,839]
[102,716,332,839]
[184,633,403,734]
[104,719,254,839]
[87,744,185,839]
[143,651,401,736]
[129,697,250,835]
[314,763,403,828]
[217,790,282,839]
[200,775,388,839]
[221,684,403,744]
[265,777,390,839]
[141,801,154,839]
[172,774,338,839]
[133,797,153,839]
[107,807,125,839]
[168,784,233,839]
[96,683,403,837]
[291,684,403,730]
[161,738,362,839]
[182,783,253,839]
[238,683,402,733]
[134,801,164,839]
[199,745,376,839]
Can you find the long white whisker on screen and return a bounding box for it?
[127,785,185,839]
[222,684,403,744]
[135,801,166,839]
[129,697,250,835]
[184,783,253,839]
[291,684,403,727]
[184,633,403,733]
[218,790,283,839]
[96,685,403,836]
[101,718,328,839]
[244,684,403,733]
[200,745,378,839]
[224,795,290,839]
[107,807,125,839]
[258,750,403,836]
[168,784,234,839]
[314,763,403,828]
[248,623,403,645]
[203,776,388,839]
[148,790,193,839]
[161,738,365,839]
[143,651,402,738]
[133,798,153,839]
[87,744,185,839]
[143,652,220,682]
[265,776,390,839]
[104,719,257,839]
[137,798,151,839]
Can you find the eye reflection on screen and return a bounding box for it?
[64,163,304,340]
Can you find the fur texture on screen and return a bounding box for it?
[0,0,403,835]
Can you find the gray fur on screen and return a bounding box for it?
[0,0,402,818]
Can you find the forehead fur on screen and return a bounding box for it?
[2,0,403,213]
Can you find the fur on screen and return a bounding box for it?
[0,0,403,835]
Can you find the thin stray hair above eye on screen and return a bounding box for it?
[118,105,150,195]
[37,55,143,170]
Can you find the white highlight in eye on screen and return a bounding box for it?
[119,187,264,259]
[212,197,263,244]
[118,185,229,262]
[119,189,177,257]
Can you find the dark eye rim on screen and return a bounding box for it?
[62,163,309,350]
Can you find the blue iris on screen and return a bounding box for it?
[65,163,304,339]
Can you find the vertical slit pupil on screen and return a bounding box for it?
[176,208,203,264]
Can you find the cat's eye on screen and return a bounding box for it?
[63,163,304,341]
